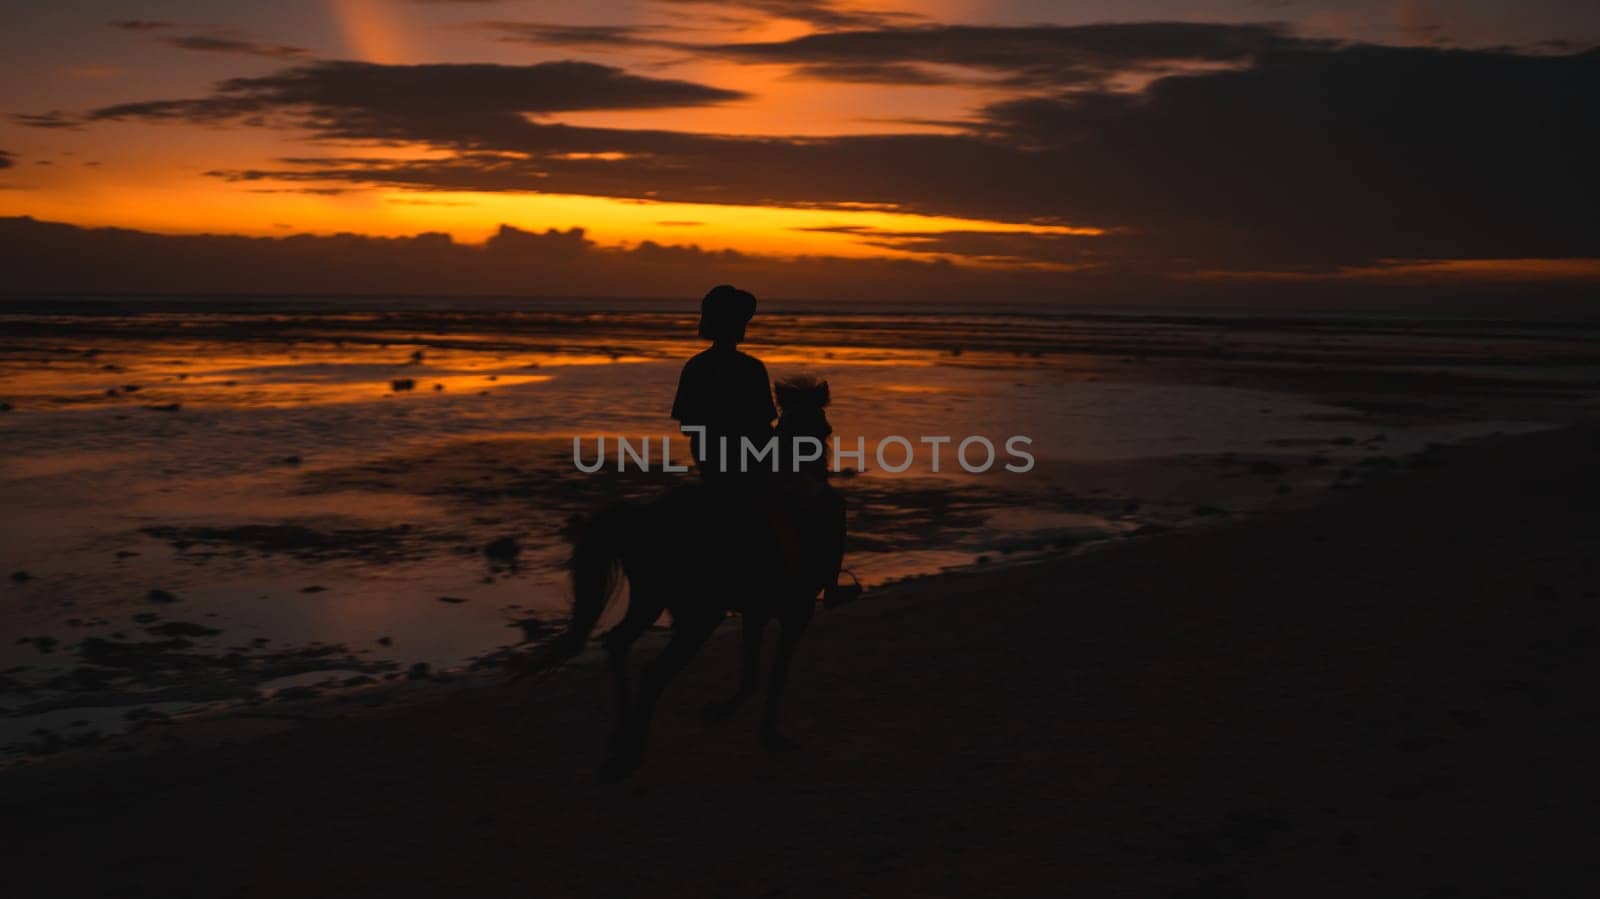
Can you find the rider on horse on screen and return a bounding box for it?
[671,285,845,598]
[527,286,849,777]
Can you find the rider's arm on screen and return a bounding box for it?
[746,359,777,430]
[670,358,701,424]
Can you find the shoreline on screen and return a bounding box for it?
[4,421,1597,894]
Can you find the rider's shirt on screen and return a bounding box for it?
[671,346,776,479]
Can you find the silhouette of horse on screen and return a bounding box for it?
[541,376,841,779]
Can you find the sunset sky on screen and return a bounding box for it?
[1,0,1596,299]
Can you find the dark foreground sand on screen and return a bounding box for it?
[4,423,1598,896]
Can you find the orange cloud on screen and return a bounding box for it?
[1187,258,1600,283]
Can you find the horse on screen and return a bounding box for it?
[539,376,842,780]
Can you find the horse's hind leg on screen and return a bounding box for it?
[761,595,815,752]
[602,592,662,746]
[701,611,768,726]
[600,608,722,780]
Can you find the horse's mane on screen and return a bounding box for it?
[775,375,831,447]
[774,375,830,413]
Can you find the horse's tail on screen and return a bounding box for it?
[566,503,632,651]
[512,505,636,678]
[510,502,634,681]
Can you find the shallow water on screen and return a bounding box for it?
[2,302,1593,751]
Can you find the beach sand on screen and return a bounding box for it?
[3,422,1597,896]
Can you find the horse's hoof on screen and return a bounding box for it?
[761,730,803,753]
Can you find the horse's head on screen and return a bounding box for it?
[774,375,832,437]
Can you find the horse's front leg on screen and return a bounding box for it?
[599,608,721,780]
[760,594,814,752]
[701,611,767,725]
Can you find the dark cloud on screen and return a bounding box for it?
[13,111,81,129]
[968,44,1600,268]
[88,60,747,132]
[478,21,1302,87]
[652,0,917,30]
[786,62,956,85]
[706,22,1318,87]
[66,28,1600,274]
[0,216,1088,302]
[483,2,918,40]
[245,186,353,196]
[481,22,673,52]
[4,216,1592,309]
[0,150,12,170]
[795,226,1100,265]
[219,41,1597,271]
[163,36,311,59]
[112,17,310,58]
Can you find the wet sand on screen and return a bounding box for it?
[3,420,1596,896]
